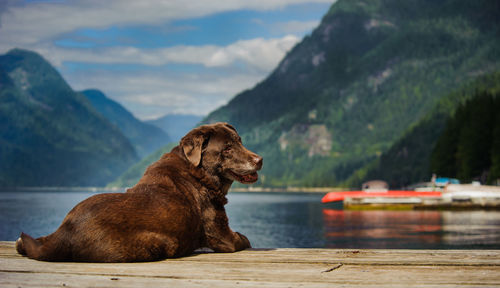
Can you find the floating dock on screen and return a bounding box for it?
[343,195,500,210]
[323,184,500,210]
[1,241,499,287]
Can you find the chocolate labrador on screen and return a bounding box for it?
[16,122,262,262]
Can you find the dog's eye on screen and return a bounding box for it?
[222,146,232,155]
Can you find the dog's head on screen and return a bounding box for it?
[180,123,263,184]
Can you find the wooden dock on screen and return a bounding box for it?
[1,241,499,287]
[343,196,500,210]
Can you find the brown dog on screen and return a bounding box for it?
[16,122,262,262]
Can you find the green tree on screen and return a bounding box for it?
[431,91,499,183]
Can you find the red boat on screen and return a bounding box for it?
[321,180,441,203]
[321,190,442,203]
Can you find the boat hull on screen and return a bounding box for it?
[321,190,442,203]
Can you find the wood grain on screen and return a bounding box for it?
[1,242,499,287]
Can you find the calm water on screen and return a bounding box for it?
[1,191,500,249]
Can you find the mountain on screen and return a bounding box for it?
[108,143,177,188]
[81,89,171,158]
[0,49,138,187]
[109,112,202,187]
[109,112,200,187]
[146,114,202,141]
[346,72,500,188]
[203,0,500,187]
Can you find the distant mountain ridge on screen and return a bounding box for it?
[0,49,138,187]
[146,114,202,142]
[81,89,171,158]
[204,0,500,187]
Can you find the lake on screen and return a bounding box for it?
[1,191,500,249]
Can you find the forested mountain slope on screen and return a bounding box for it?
[347,72,500,188]
[0,49,137,187]
[82,89,170,158]
[204,0,500,187]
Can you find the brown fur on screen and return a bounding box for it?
[16,123,262,262]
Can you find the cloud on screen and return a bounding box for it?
[252,18,321,35]
[66,68,265,119]
[31,35,300,72]
[0,0,334,118]
[272,20,320,35]
[0,0,333,47]
[201,36,300,71]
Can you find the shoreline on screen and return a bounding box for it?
[0,186,341,193]
[230,187,342,193]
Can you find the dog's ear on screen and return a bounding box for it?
[223,122,237,133]
[180,132,206,167]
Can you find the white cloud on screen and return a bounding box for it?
[272,20,320,35]
[30,35,300,72]
[0,0,334,48]
[67,68,265,119]
[202,36,300,71]
[252,18,321,35]
[0,0,334,118]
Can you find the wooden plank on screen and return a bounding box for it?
[176,248,500,266]
[2,266,499,288]
[1,242,499,287]
[4,242,498,266]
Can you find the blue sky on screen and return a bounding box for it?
[0,0,335,120]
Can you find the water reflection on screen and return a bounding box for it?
[1,191,500,249]
[441,211,500,247]
[323,209,442,249]
[323,209,500,249]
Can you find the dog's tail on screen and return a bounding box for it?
[16,232,43,259]
[15,234,27,255]
[16,232,61,261]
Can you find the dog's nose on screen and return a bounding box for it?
[253,155,263,170]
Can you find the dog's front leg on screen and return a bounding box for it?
[203,208,251,253]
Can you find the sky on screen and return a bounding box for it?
[0,0,335,120]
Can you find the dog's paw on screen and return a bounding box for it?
[236,232,251,249]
